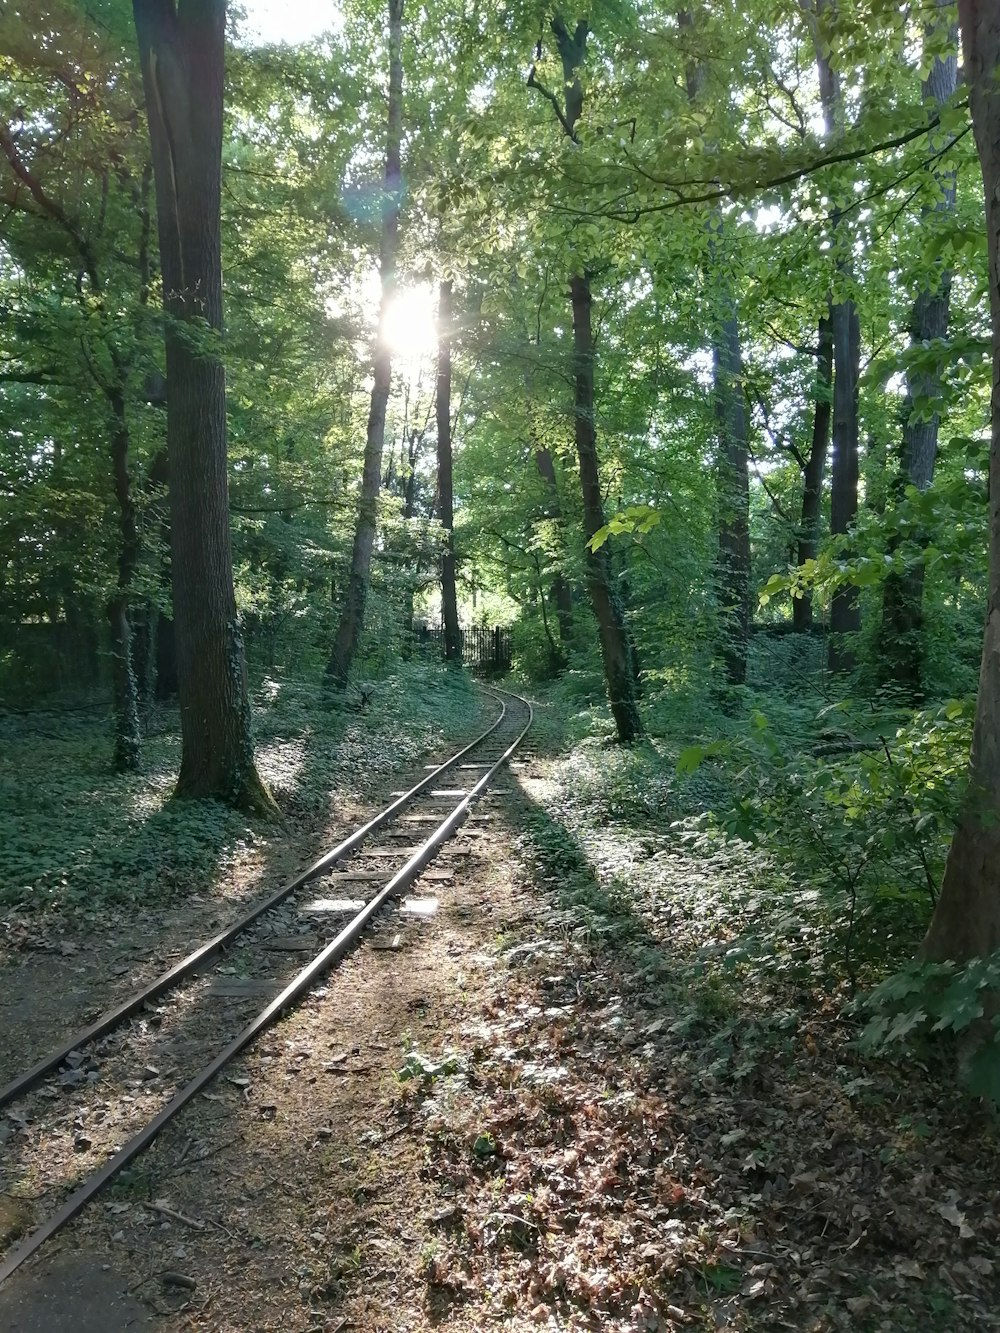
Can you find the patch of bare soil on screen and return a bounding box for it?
[6,743,999,1333]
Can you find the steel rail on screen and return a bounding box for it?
[0,693,509,1113]
[0,688,532,1286]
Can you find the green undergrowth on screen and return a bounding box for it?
[508,679,1000,1330]
[521,661,986,1089]
[0,661,482,919]
[536,660,970,977]
[516,797,804,1078]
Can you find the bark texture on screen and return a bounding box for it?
[571,272,643,742]
[879,11,958,696]
[924,0,1000,963]
[436,279,462,662]
[532,13,642,741]
[326,0,404,689]
[133,0,274,812]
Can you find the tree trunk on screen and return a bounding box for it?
[0,109,149,761]
[793,313,833,632]
[533,14,641,741]
[712,297,751,685]
[155,610,178,699]
[436,279,462,662]
[552,573,574,643]
[923,1,1000,963]
[534,444,574,644]
[879,12,958,696]
[326,0,404,690]
[804,0,862,672]
[681,10,750,685]
[131,604,158,703]
[400,431,419,648]
[827,295,862,670]
[143,449,178,701]
[107,387,141,771]
[133,0,275,813]
[570,272,643,742]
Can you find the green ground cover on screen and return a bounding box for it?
[0,661,481,919]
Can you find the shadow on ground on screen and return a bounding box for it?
[442,758,1000,1330]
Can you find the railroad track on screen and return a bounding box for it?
[0,685,533,1285]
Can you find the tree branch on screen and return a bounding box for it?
[560,106,970,222]
[0,120,102,291]
[0,366,62,385]
[526,66,575,141]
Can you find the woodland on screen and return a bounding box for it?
[4,0,1000,1323]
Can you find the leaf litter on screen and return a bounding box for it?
[2,703,998,1331]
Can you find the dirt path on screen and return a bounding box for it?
[2,737,999,1331]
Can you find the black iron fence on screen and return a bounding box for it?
[412,622,512,675]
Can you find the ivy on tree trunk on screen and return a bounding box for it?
[793,313,833,634]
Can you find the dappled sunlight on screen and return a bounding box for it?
[479,744,1000,1326]
[255,733,310,800]
[400,895,439,917]
[4,0,997,1317]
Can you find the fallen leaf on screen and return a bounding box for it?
[935,1201,975,1239]
[894,1259,925,1280]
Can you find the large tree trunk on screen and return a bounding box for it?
[107,387,141,771]
[879,14,958,697]
[326,0,404,689]
[793,313,833,632]
[570,273,643,742]
[133,0,274,813]
[436,279,462,663]
[923,2,1000,963]
[712,297,751,685]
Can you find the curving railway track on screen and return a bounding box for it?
[0,685,533,1286]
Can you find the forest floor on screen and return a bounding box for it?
[1,668,999,1331]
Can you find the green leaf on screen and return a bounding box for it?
[676,745,708,775]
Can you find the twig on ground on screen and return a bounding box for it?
[145,1200,210,1230]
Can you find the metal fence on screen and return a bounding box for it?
[412,622,512,675]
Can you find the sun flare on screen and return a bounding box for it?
[382,284,438,367]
